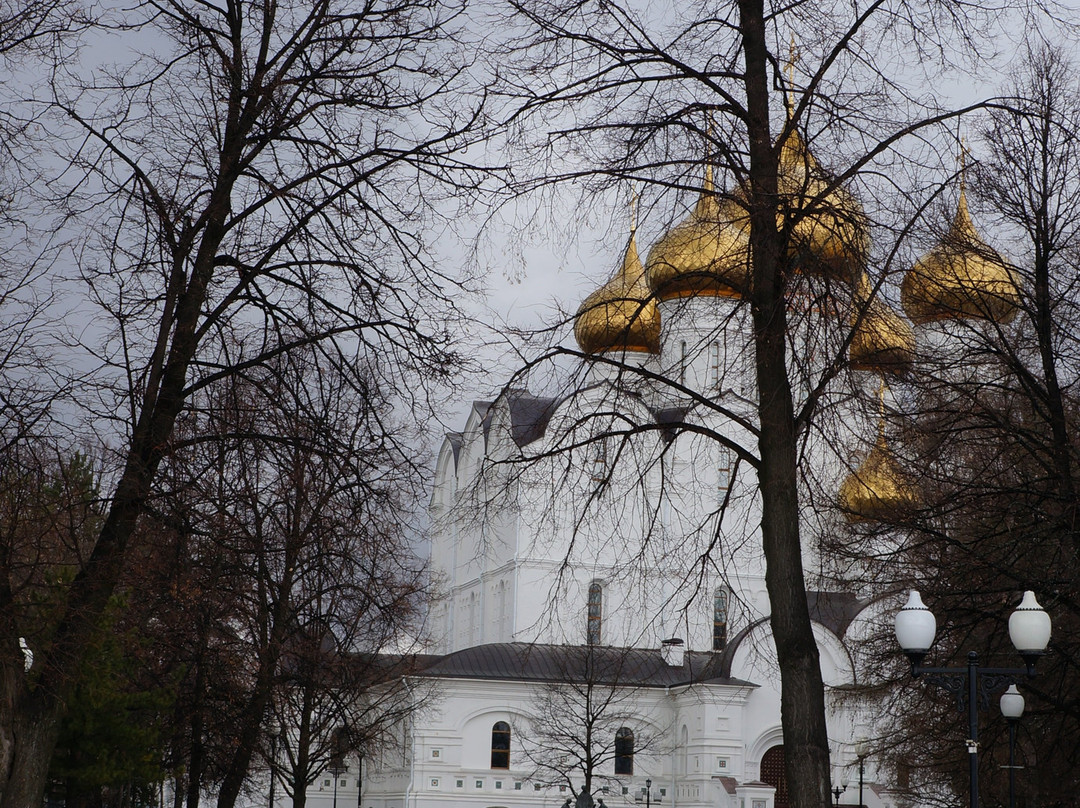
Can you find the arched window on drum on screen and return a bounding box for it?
[586,580,603,645]
[713,585,730,651]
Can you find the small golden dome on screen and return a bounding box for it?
[575,229,661,355]
[901,190,1020,325]
[849,278,915,374]
[777,126,869,284]
[838,427,920,523]
[645,166,752,301]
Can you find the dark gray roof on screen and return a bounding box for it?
[505,391,558,447]
[472,400,494,441]
[481,387,686,450]
[806,590,870,638]
[415,642,755,688]
[445,432,463,465]
[651,406,691,442]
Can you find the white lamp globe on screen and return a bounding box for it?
[999,684,1025,720]
[895,590,936,653]
[1008,591,1051,654]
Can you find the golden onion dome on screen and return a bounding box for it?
[849,276,915,374]
[838,426,920,523]
[901,189,1020,325]
[644,166,752,301]
[777,125,869,284]
[574,228,661,355]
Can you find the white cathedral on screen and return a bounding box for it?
[341,122,1018,808]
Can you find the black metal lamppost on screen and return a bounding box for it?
[831,778,847,807]
[328,759,347,808]
[645,778,652,808]
[999,685,1025,808]
[854,738,868,808]
[894,590,1051,808]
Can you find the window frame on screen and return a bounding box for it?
[713,585,730,651]
[586,581,603,645]
[490,721,511,769]
[614,726,634,775]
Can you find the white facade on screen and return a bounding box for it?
[355,230,899,808]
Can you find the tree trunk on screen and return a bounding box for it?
[739,0,832,805]
[0,696,63,808]
[291,683,314,808]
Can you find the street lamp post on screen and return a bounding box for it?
[854,739,868,808]
[328,759,347,808]
[645,778,652,808]
[894,590,1051,808]
[832,783,845,806]
[1000,685,1025,808]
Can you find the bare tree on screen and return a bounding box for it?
[136,345,436,808]
[489,2,1060,806]
[516,645,669,808]
[831,40,1080,808]
[0,0,490,804]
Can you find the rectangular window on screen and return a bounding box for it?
[717,445,733,496]
[475,780,484,789]
[430,778,439,788]
[495,781,503,789]
[710,341,721,389]
[590,441,608,484]
[456,780,464,788]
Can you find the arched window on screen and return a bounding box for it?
[586,581,603,645]
[491,721,511,769]
[614,727,634,775]
[709,341,721,389]
[713,586,729,651]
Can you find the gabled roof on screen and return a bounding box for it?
[414,642,755,689]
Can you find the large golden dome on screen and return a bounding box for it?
[838,427,920,523]
[575,229,661,355]
[901,190,1020,325]
[645,167,751,301]
[849,276,915,374]
[777,126,869,284]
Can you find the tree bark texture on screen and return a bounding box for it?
[739,0,832,805]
